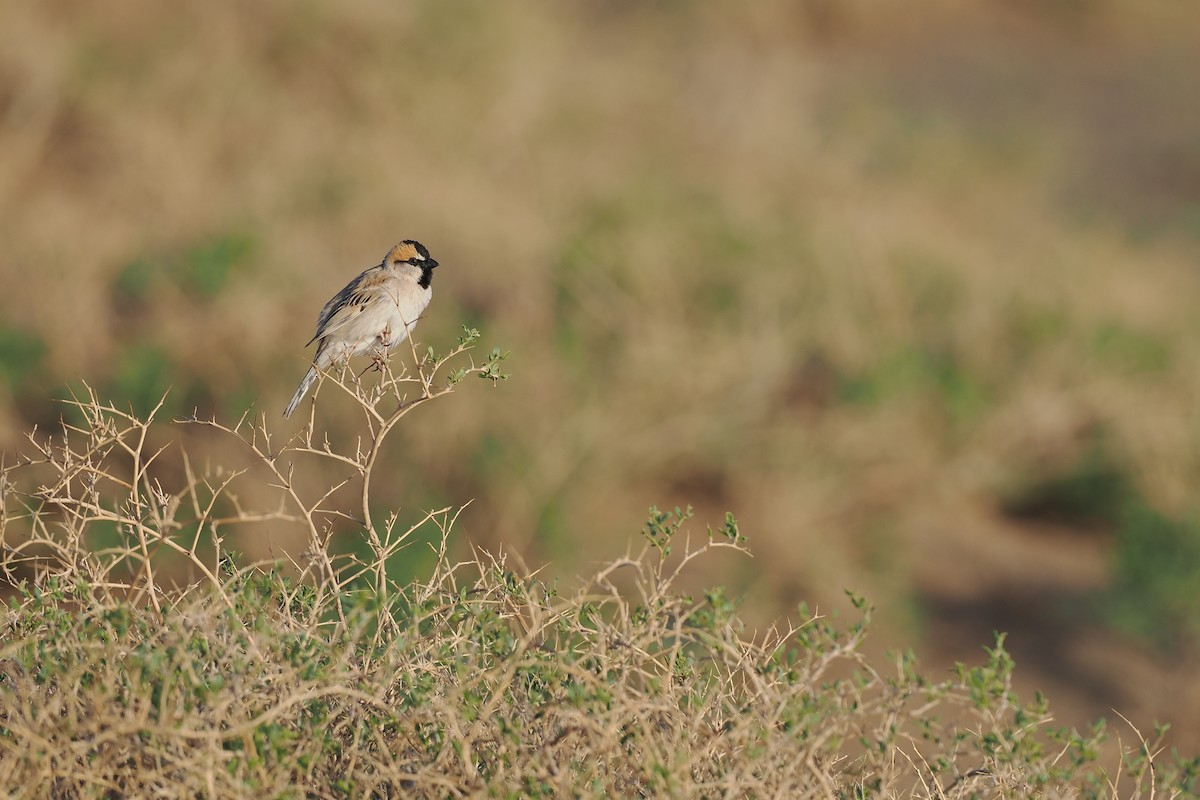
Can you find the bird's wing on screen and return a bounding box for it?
[306,265,394,347]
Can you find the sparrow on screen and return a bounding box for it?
[284,240,438,418]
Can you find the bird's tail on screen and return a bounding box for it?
[284,366,318,418]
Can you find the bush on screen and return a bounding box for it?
[1,332,1196,798]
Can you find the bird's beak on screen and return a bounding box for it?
[426,259,439,269]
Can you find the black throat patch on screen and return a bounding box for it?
[418,264,434,290]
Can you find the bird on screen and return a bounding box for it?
[284,240,439,418]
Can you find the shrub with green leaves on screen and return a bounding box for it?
[0,331,1196,797]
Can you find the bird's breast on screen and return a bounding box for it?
[393,285,431,316]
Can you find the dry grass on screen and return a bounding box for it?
[2,348,1195,798]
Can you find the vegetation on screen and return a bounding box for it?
[3,346,1197,798]
[3,0,1200,764]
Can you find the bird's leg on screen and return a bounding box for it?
[356,346,389,377]
[373,323,394,372]
[371,349,388,372]
[355,347,388,376]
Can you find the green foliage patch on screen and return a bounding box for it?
[0,325,46,391]
[1004,440,1200,651]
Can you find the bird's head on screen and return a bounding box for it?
[386,240,439,288]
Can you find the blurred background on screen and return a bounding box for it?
[3,0,1200,749]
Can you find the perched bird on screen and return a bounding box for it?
[284,240,439,418]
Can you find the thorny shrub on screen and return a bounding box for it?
[0,330,1197,798]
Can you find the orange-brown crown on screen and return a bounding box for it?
[386,240,433,265]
